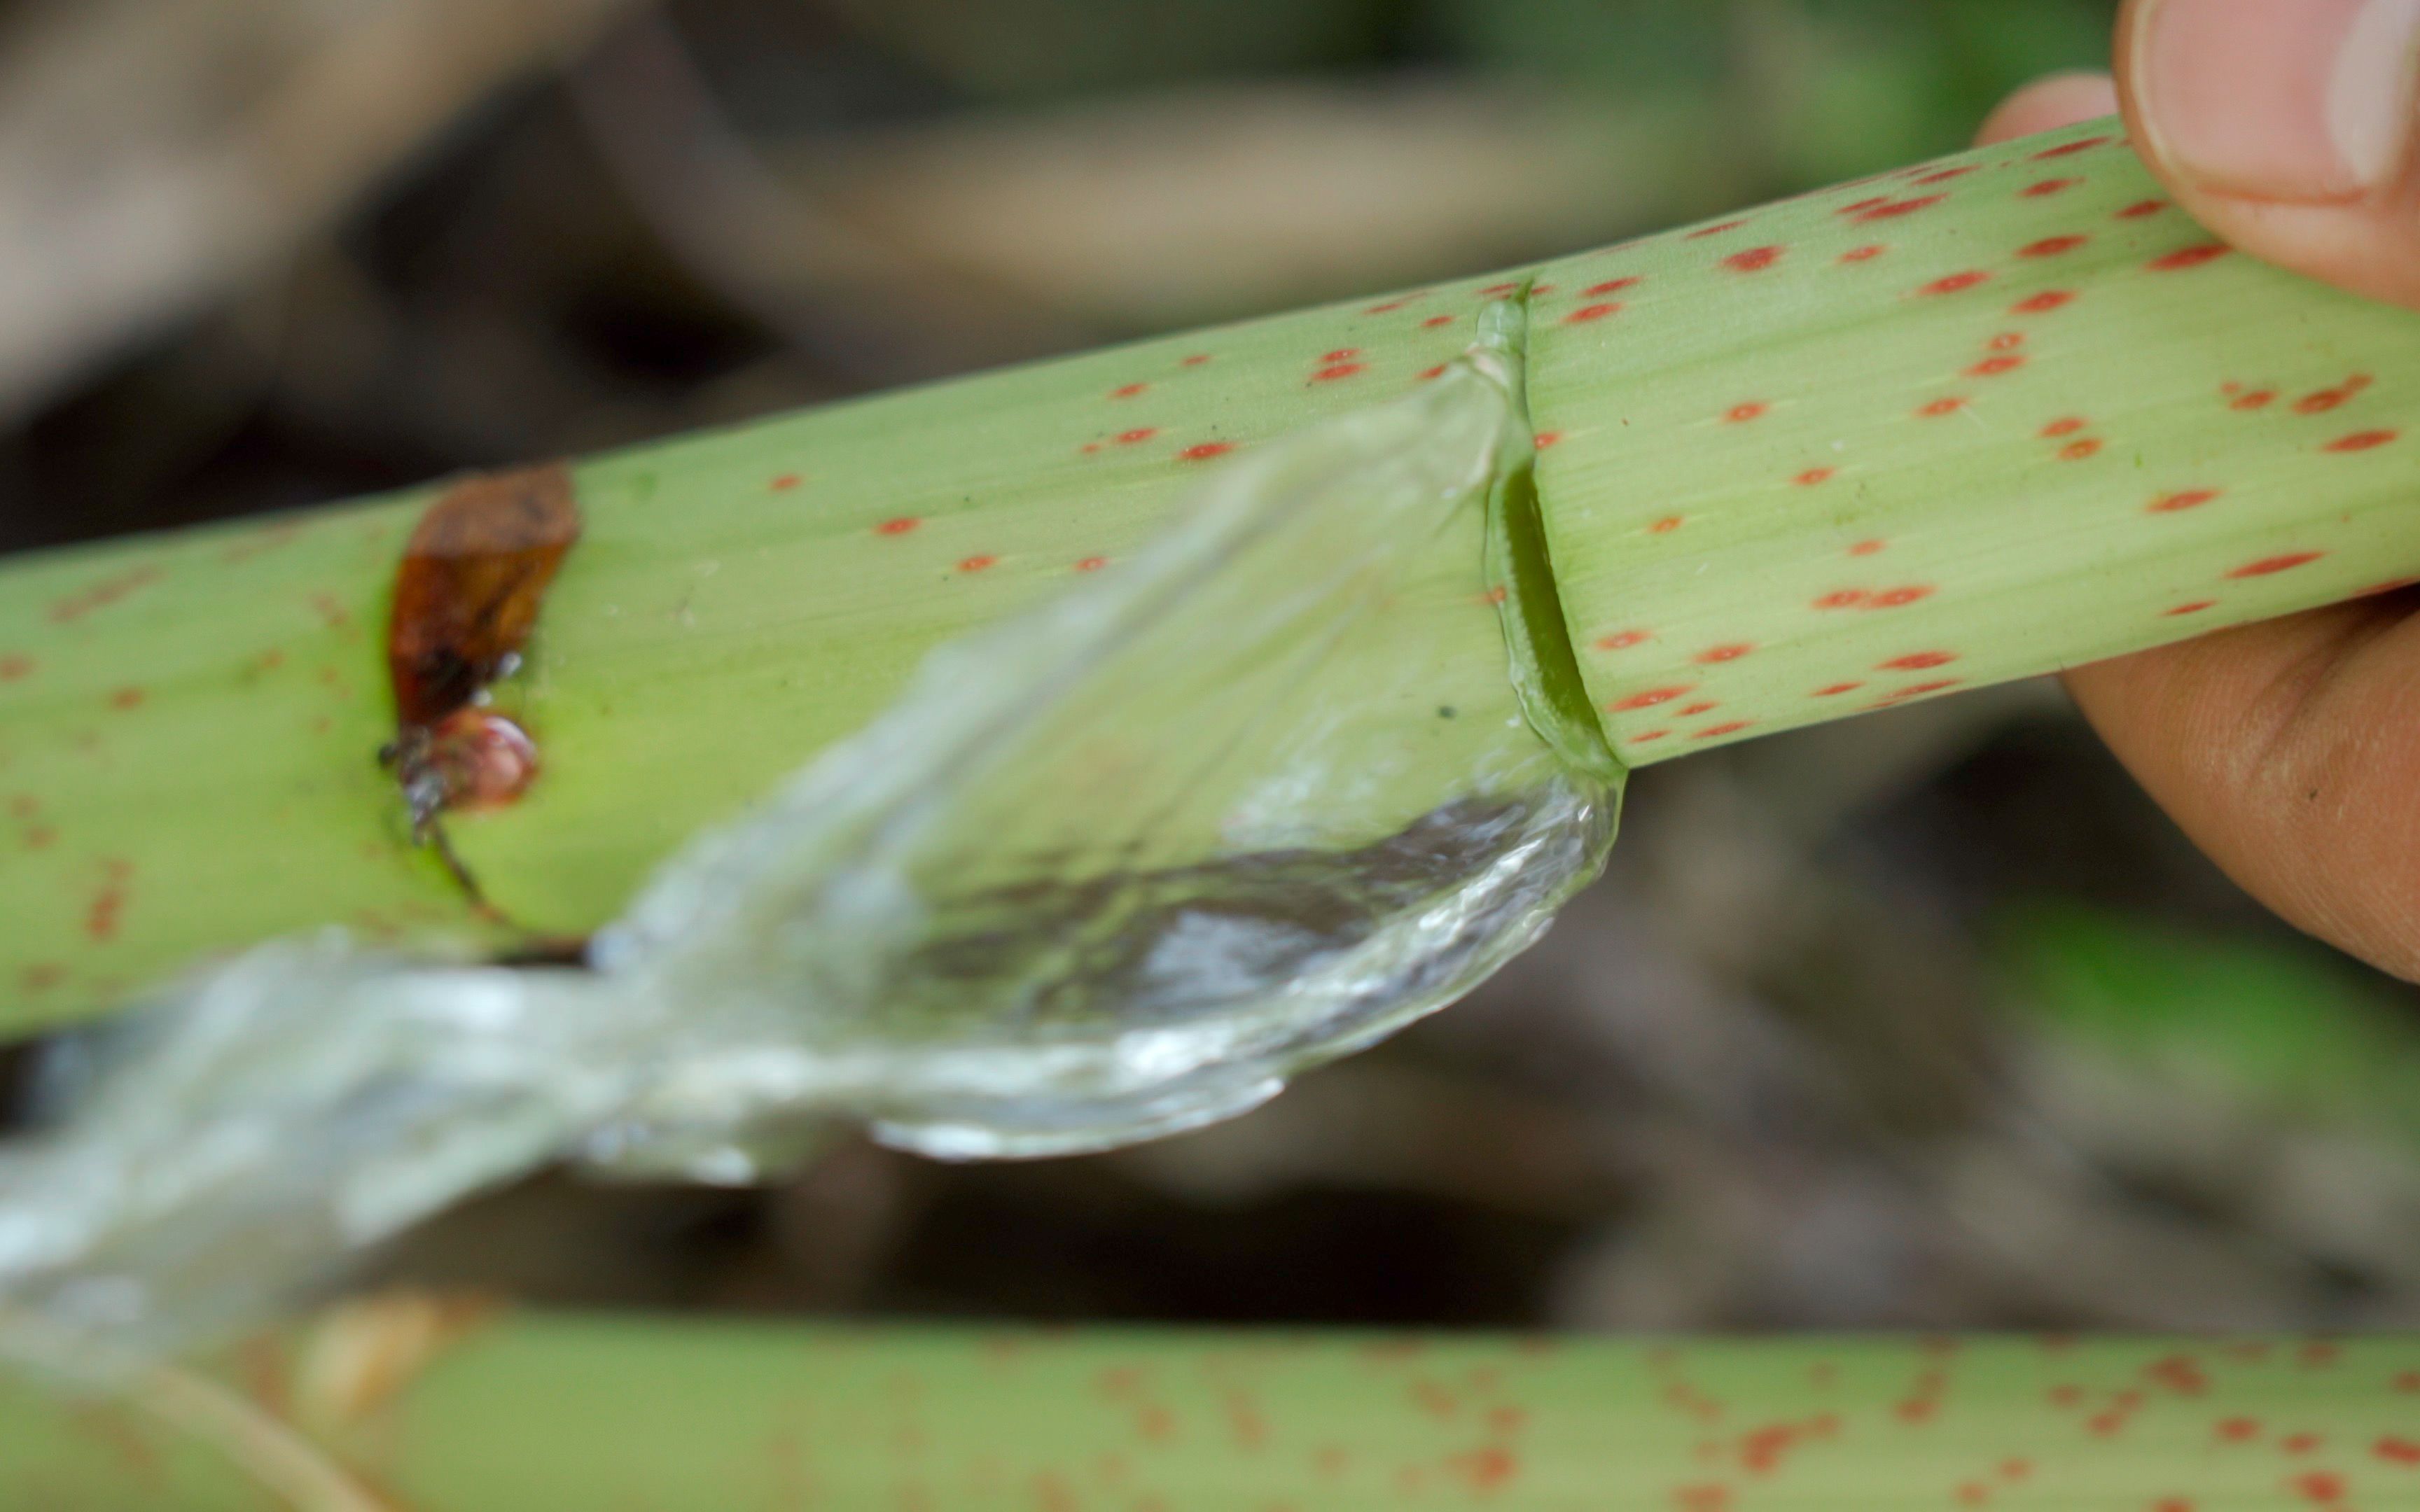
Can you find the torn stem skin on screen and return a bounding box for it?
[0,118,2415,1027]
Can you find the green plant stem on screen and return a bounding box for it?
[3,1309,2417,1508]
[1,118,2416,1030]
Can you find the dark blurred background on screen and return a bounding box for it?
[8,0,2420,1336]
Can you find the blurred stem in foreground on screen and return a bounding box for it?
[3,1303,2416,1509]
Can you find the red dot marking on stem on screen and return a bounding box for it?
[1840,196,1892,216]
[2150,489,2221,513]
[1857,195,1946,222]
[1312,363,1366,382]
[1477,282,1522,298]
[1919,396,1968,418]
[1815,589,1870,610]
[770,473,802,491]
[1446,1446,1519,1494]
[85,860,131,943]
[1597,631,1650,651]
[1726,402,1769,423]
[1849,540,1886,556]
[2023,178,2082,197]
[1674,1483,1732,1511]
[2229,552,2325,578]
[46,566,162,625]
[1689,220,1750,240]
[2151,244,2230,271]
[1181,353,1212,366]
[1364,295,1422,314]
[2036,134,2113,158]
[1418,364,1448,381]
[2041,417,2089,438]
[1118,427,1160,444]
[1920,271,1994,296]
[1612,687,1695,712]
[1814,682,1865,697]
[1629,729,1671,746]
[1989,332,2026,351]
[1323,348,1360,363]
[1421,314,1456,328]
[1588,277,1643,296]
[1074,556,1109,573]
[957,555,997,573]
[108,687,144,710]
[2328,429,2399,452]
[1695,644,1755,664]
[1872,585,1935,607]
[2398,1371,2420,1392]
[2013,290,2078,314]
[1179,441,1235,461]
[1566,302,1624,324]
[2153,1500,2197,1512]
[1956,1483,1989,1506]
[1840,245,1887,263]
[875,517,920,536]
[1796,468,1837,486]
[2232,389,2277,410]
[1650,517,1684,534]
[2375,1436,2420,1466]
[2001,1462,2032,1482]
[1111,382,1148,399]
[1914,166,1979,186]
[2285,1432,2326,1453]
[1723,246,1786,273]
[1694,722,1753,740]
[2061,439,2106,460]
[1679,702,1719,717]
[2288,1472,2344,1504]
[2216,1418,2262,1443]
[2119,199,2170,218]
[1882,652,1957,671]
[1534,430,1564,450]
[2021,235,2090,258]
[0,654,31,682]
[1968,356,2027,377]
[2165,601,2218,617]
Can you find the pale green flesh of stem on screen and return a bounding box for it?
[3,1319,2418,1509]
[0,119,2415,1025]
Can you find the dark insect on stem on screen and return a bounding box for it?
[380,463,581,909]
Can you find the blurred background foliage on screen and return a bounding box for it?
[7,0,2420,1340]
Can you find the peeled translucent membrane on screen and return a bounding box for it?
[0,307,1622,1363]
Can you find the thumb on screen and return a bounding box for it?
[2118,0,2420,308]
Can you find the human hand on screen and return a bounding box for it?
[1977,0,2420,981]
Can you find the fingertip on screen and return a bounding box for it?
[1975,72,2122,146]
[2113,0,2420,309]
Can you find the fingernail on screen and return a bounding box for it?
[2136,0,2420,199]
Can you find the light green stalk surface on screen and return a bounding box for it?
[3,1313,2417,1508]
[1,118,2417,1029]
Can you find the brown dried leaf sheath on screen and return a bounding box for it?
[387,464,581,729]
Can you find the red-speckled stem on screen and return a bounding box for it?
[0,120,2413,1024]
[1523,120,2419,759]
